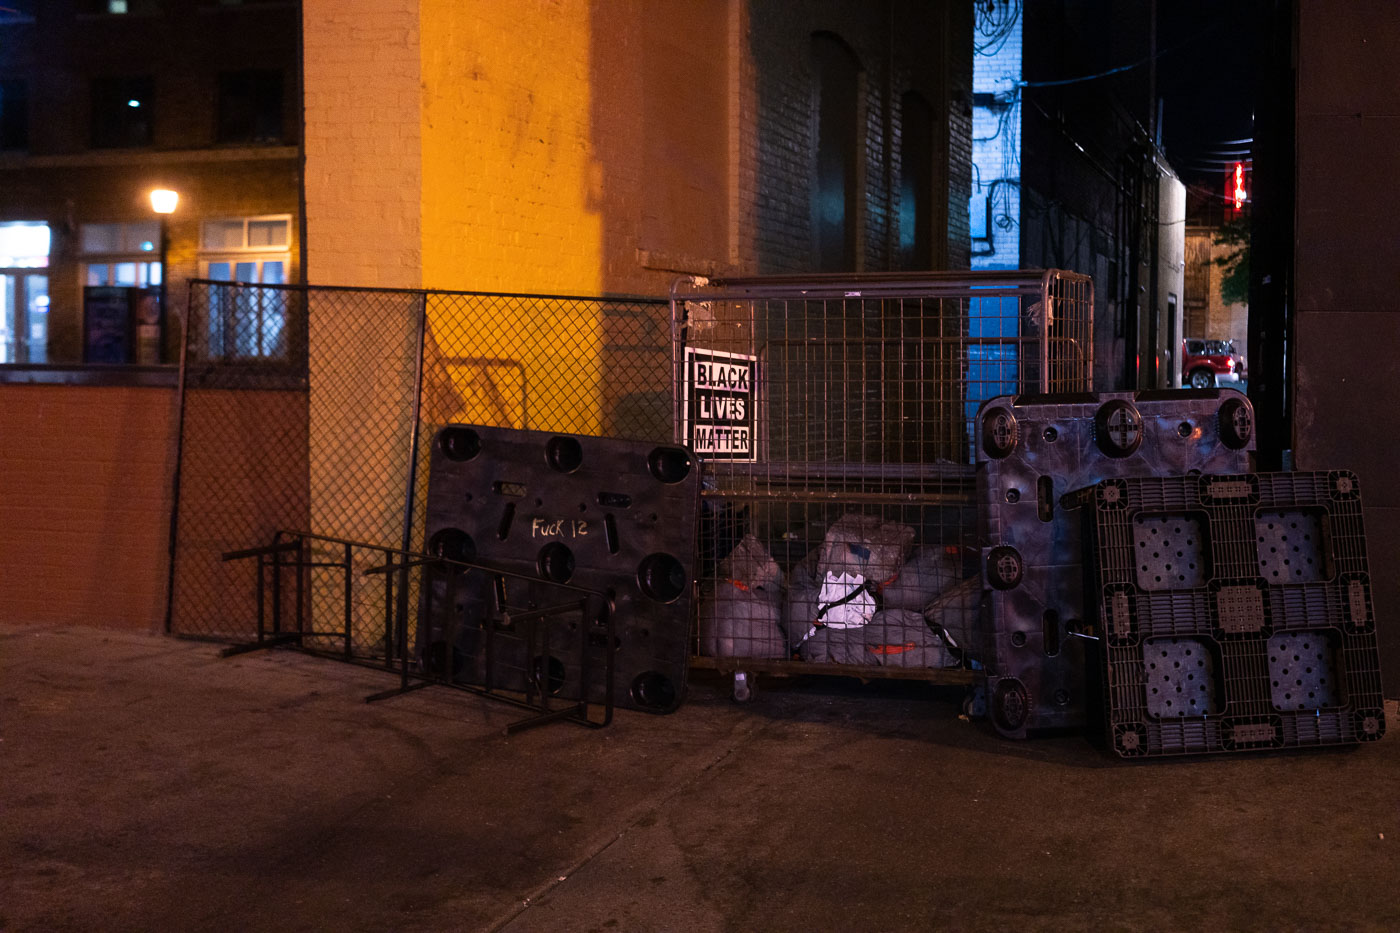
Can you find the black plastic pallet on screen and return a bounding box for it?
[974,390,1254,738]
[418,425,701,713]
[1074,470,1386,757]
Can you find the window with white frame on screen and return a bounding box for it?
[200,214,291,359]
[80,221,162,288]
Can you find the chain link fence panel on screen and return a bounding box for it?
[168,281,672,657]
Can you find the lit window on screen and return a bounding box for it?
[0,222,50,268]
[0,223,50,364]
[202,220,246,250]
[80,221,162,287]
[200,216,293,360]
[81,221,158,254]
[200,216,290,252]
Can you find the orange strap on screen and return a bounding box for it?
[867,641,918,656]
[726,579,750,592]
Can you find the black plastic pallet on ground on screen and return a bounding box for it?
[1073,470,1386,757]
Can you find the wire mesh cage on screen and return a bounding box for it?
[672,270,1093,682]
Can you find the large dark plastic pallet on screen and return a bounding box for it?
[419,425,701,713]
[974,389,1255,738]
[1074,470,1386,757]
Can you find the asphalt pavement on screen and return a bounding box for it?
[2,623,1397,932]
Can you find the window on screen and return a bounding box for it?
[811,34,861,272]
[0,80,27,150]
[91,76,154,148]
[217,70,283,144]
[200,215,292,359]
[1,222,51,364]
[85,0,159,13]
[898,92,934,271]
[80,221,161,287]
[201,216,290,252]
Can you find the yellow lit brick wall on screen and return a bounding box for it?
[301,1,966,449]
[419,0,605,435]
[410,1,736,436]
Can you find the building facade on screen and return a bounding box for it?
[0,0,301,365]
[302,0,974,296]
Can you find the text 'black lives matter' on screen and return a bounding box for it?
[684,346,758,462]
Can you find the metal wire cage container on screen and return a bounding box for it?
[671,270,1093,689]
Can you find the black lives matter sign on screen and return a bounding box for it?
[683,347,757,461]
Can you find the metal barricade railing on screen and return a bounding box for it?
[219,530,614,732]
[671,270,1092,688]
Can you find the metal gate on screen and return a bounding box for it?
[672,270,1093,687]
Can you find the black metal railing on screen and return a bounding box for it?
[220,530,615,732]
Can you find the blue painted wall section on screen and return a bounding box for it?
[968,0,1024,429]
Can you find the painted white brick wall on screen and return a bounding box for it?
[303,0,422,289]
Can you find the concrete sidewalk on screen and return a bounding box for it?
[2,624,1397,932]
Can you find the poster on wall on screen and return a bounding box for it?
[682,346,758,462]
[133,288,162,365]
[83,287,132,364]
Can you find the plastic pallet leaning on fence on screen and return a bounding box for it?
[419,425,701,714]
[1070,470,1386,758]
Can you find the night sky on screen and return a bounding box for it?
[1155,0,1259,194]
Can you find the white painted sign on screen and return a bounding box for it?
[683,347,758,461]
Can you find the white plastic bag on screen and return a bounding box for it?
[816,571,875,629]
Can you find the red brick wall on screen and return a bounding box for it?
[0,385,178,630]
[168,388,310,638]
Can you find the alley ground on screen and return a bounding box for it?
[2,623,1397,932]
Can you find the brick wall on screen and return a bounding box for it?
[302,0,969,290]
[298,0,971,455]
[302,0,422,289]
[747,1,963,274]
[169,387,311,637]
[944,0,974,270]
[1183,225,1248,359]
[0,385,177,629]
[302,0,424,549]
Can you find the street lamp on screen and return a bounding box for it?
[149,188,178,363]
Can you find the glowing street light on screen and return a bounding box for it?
[148,188,178,363]
[149,188,179,214]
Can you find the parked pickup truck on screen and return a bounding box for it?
[1182,338,1247,389]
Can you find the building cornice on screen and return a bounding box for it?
[0,146,299,170]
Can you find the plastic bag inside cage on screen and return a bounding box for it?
[695,502,976,668]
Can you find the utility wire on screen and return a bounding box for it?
[1020,15,1225,88]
